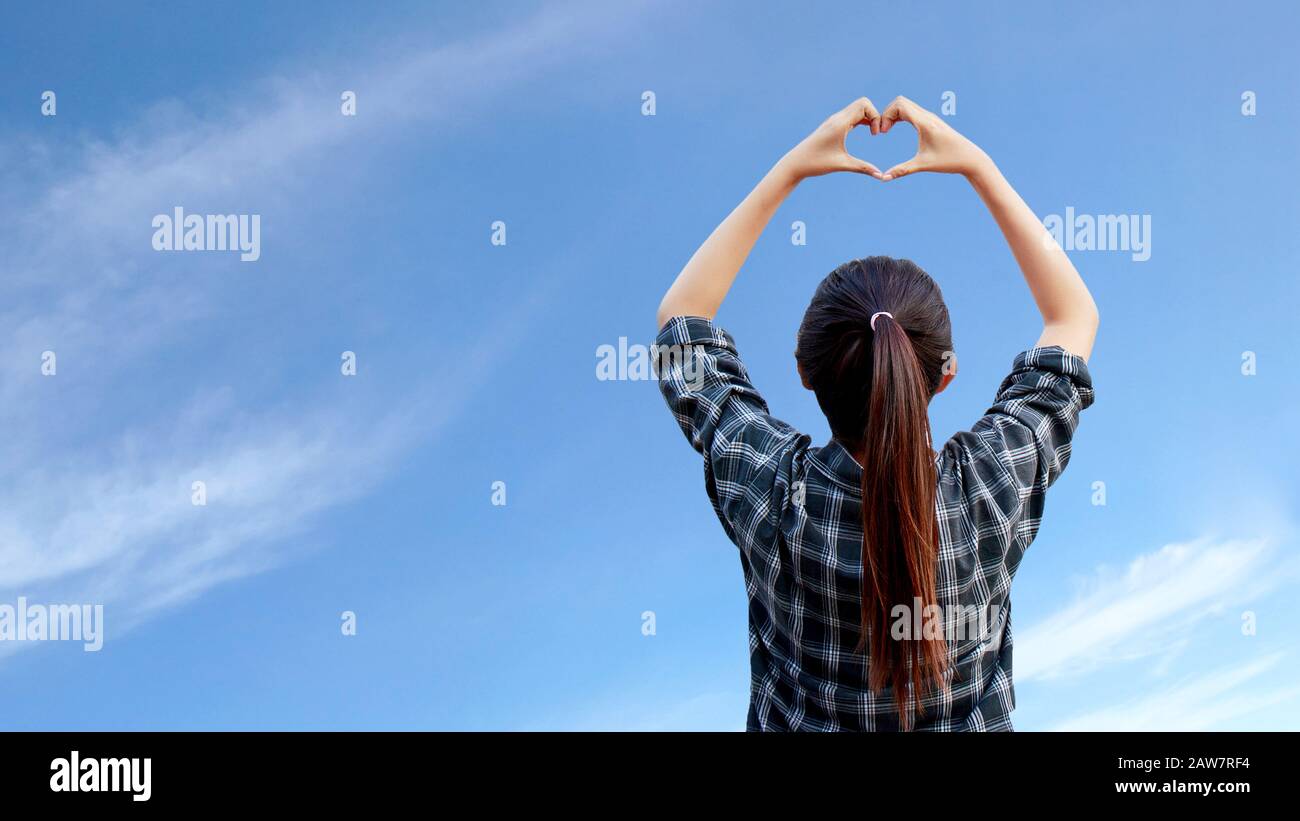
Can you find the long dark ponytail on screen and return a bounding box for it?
[795,257,952,728]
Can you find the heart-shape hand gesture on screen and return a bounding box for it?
[779,96,990,183]
[877,96,990,180]
[778,97,886,180]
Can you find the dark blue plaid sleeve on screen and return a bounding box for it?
[941,346,1095,561]
[654,316,807,549]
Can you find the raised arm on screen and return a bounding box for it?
[656,98,885,329]
[879,97,1100,361]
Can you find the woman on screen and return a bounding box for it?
[654,96,1098,731]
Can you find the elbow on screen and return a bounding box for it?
[1086,298,1100,334]
[1046,299,1099,335]
[1080,299,1100,335]
[656,295,715,330]
[656,295,684,331]
[656,302,673,331]
[1038,299,1099,361]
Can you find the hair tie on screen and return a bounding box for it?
[869,311,893,331]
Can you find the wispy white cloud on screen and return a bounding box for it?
[0,288,537,658]
[1050,652,1300,731]
[2,0,649,406]
[0,396,415,650]
[0,1,642,656]
[1016,534,1290,682]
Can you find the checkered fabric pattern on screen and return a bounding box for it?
[654,316,1095,731]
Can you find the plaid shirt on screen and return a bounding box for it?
[655,316,1095,731]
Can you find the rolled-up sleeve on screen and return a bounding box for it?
[654,316,805,548]
[975,346,1094,490]
[943,346,1095,558]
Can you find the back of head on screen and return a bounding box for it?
[794,256,953,728]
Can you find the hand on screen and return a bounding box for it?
[877,96,991,180]
[777,97,884,181]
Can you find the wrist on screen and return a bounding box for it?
[963,153,1000,190]
[770,155,804,189]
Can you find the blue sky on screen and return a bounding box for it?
[0,0,1297,730]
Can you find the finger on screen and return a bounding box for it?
[845,156,884,179]
[879,96,921,133]
[840,96,881,134]
[880,157,920,181]
[856,97,881,134]
[839,96,877,119]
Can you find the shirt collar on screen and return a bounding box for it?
[808,438,943,492]
[808,439,863,492]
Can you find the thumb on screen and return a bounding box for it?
[845,155,883,179]
[881,158,921,181]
